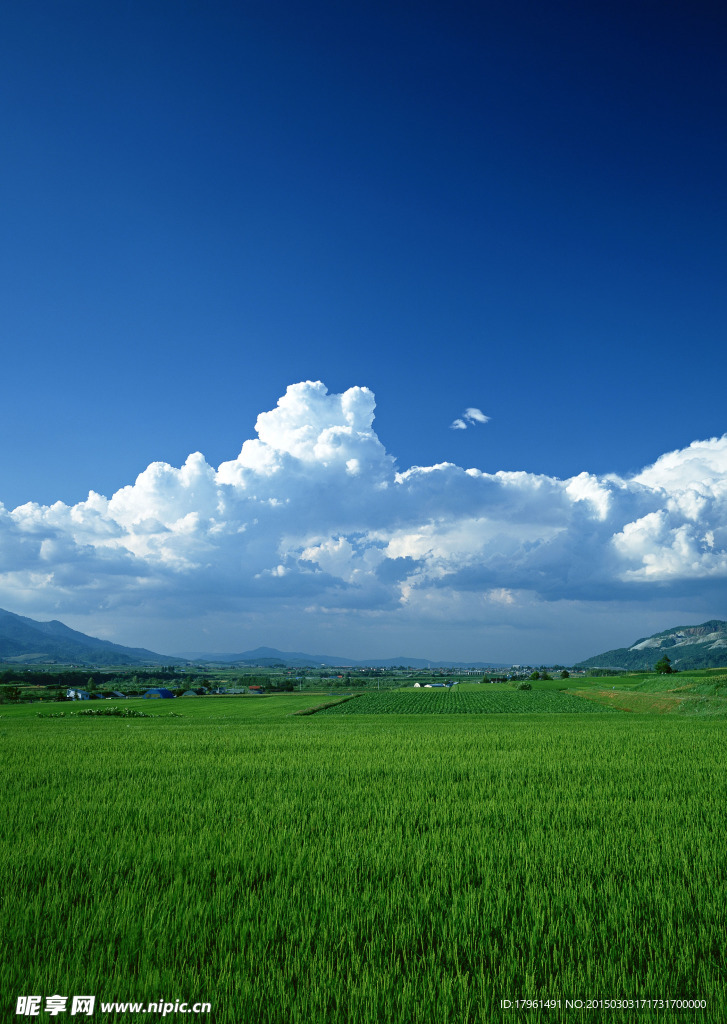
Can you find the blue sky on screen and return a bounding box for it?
[1,2,726,663]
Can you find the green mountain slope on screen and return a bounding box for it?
[0,608,180,666]
[576,620,727,671]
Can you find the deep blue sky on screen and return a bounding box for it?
[1,2,726,662]
[3,0,726,509]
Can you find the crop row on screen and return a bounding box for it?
[318,688,618,714]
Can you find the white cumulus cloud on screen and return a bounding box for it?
[1,381,726,656]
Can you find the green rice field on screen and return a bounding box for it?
[2,693,726,1023]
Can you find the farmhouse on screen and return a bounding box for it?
[66,688,91,700]
[142,687,175,699]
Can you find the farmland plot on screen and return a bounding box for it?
[318,688,618,714]
[1,700,725,1023]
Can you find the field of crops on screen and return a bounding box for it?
[318,688,618,714]
[2,696,726,1023]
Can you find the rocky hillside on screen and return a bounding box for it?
[576,620,727,671]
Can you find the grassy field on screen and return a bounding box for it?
[2,692,726,1023]
[563,669,727,717]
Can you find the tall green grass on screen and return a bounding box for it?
[1,698,725,1022]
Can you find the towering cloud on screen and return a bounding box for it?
[1,381,725,649]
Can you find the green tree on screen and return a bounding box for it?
[655,655,672,674]
[560,670,570,679]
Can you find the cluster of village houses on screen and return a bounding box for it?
[64,685,251,700]
[66,681,461,699]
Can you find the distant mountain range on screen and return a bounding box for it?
[8,605,724,673]
[575,620,727,672]
[0,609,508,668]
[0,608,178,666]
[177,646,509,669]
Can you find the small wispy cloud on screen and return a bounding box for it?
[450,407,490,430]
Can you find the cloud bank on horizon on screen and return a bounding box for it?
[1,381,725,657]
